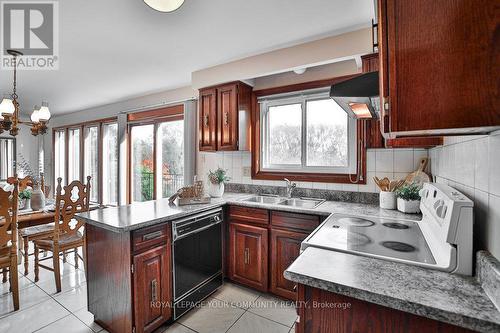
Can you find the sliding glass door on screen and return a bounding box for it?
[84,126,99,202]
[54,129,66,186]
[67,128,81,184]
[130,116,184,203]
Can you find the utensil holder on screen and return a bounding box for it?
[379,191,397,210]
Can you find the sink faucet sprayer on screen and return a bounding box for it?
[284,178,297,198]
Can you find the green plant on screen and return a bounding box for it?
[396,183,421,201]
[208,168,230,185]
[19,189,32,200]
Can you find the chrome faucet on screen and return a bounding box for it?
[284,178,297,198]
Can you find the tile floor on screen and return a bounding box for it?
[0,249,297,333]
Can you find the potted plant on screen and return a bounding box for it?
[396,183,421,213]
[208,168,230,198]
[19,188,32,210]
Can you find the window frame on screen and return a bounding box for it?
[126,105,184,204]
[0,138,16,182]
[52,117,118,204]
[259,89,357,174]
[251,75,367,184]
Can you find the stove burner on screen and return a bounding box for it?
[381,241,416,252]
[382,222,409,229]
[336,217,375,227]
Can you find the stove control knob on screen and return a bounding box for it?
[436,204,447,218]
[433,199,444,210]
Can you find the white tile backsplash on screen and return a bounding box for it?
[429,132,500,260]
[197,148,426,194]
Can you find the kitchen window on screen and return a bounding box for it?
[52,118,118,204]
[0,138,15,182]
[259,89,357,175]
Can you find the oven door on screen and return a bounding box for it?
[173,220,222,300]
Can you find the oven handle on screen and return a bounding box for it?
[173,219,222,242]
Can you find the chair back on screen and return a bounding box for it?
[53,177,91,238]
[7,176,33,192]
[0,180,18,249]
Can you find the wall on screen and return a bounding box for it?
[429,132,500,260]
[197,148,428,194]
[0,130,39,179]
[191,28,371,89]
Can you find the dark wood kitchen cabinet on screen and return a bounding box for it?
[199,88,217,151]
[295,284,472,333]
[228,222,269,291]
[198,81,252,151]
[378,0,500,137]
[362,53,442,149]
[270,228,308,300]
[133,245,171,333]
[86,223,172,333]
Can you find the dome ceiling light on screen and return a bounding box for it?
[144,0,185,13]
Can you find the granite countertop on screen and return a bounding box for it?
[76,192,420,233]
[284,247,500,333]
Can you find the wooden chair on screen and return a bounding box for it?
[6,175,53,276]
[33,177,91,293]
[0,179,19,310]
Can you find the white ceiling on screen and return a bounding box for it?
[0,0,374,116]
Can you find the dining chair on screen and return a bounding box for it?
[0,179,20,310]
[6,175,53,276]
[33,177,91,293]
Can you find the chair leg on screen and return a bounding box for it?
[10,258,19,311]
[34,244,40,282]
[53,247,61,293]
[74,248,79,269]
[23,236,29,276]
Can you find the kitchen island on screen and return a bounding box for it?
[77,192,421,333]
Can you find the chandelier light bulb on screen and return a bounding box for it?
[0,96,15,115]
[144,0,185,12]
[38,101,51,121]
[31,106,40,123]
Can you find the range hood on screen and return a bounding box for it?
[330,71,380,119]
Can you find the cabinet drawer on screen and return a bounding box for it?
[271,211,320,232]
[229,206,269,226]
[132,225,169,253]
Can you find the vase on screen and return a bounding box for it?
[24,198,31,211]
[31,184,46,211]
[379,191,397,210]
[208,182,225,198]
[397,198,421,213]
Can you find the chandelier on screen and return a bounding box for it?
[0,49,51,137]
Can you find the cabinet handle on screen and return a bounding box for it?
[244,248,250,265]
[204,114,209,126]
[151,279,158,303]
[142,230,163,241]
[224,112,229,126]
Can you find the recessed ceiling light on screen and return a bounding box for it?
[293,68,306,75]
[144,0,185,13]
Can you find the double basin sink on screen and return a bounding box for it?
[241,195,325,209]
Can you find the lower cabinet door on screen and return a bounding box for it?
[270,228,308,300]
[133,245,171,333]
[229,223,268,291]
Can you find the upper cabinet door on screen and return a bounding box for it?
[217,84,239,151]
[379,0,500,136]
[199,88,217,151]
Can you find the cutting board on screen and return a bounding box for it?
[405,157,431,185]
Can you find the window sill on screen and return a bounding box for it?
[252,169,366,185]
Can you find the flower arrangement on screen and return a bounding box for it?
[208,168,230,185]
[19,189,32,200]
[396,183,421,201]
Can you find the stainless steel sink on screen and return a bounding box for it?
[241,195,285,205]
[278,198,325,209]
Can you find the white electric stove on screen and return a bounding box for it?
[301,183,474,275]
